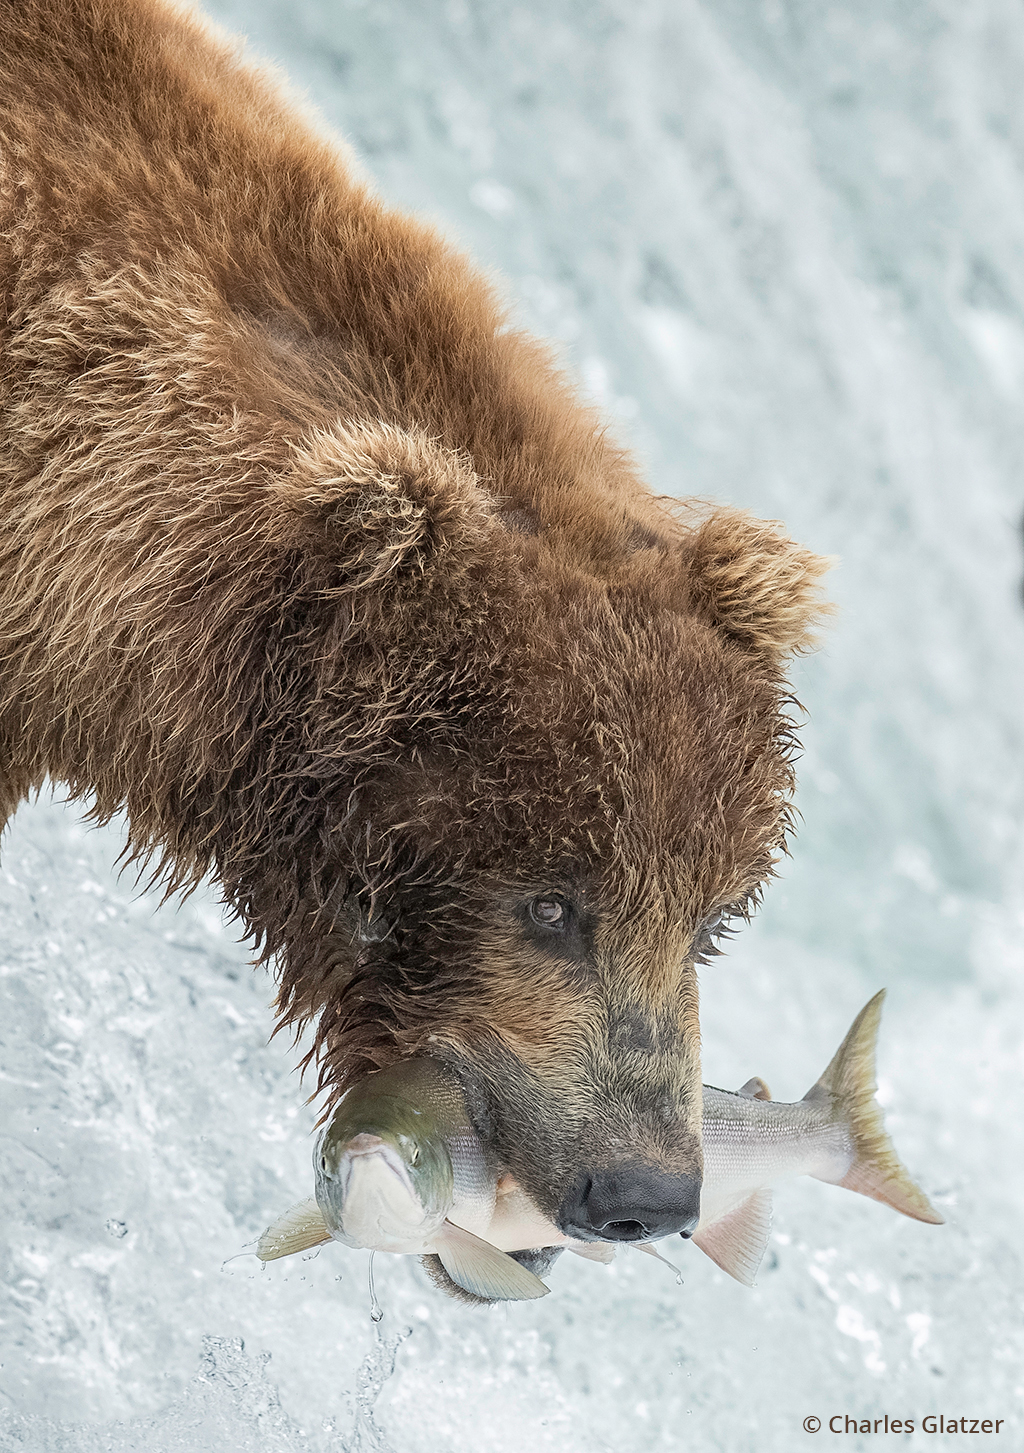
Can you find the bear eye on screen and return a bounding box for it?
[529,896,567,930]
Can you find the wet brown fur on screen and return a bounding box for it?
[0,0,831,1223]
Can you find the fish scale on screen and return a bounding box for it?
[698,1090,853,1227]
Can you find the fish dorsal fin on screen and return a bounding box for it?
[566,1239,616,1264]
[737,1076,772,1101]
[807,990,944,1226]
[691,1188,773,1287]
[256,1197,332,1262]
[435,1220,550,1301]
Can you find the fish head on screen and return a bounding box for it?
[314,1087,454,1251]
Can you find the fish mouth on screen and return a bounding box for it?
[317,1131,433,1250]
[343,1132,394,1161]
[334,1133,411,1195]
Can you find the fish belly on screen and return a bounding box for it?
[484,1185,567,1253]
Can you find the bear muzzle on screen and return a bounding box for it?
[557,1163,702,1242]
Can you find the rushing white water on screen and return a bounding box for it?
[2,1,1023,1448]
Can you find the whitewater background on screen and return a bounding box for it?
[2,0,1023,1448]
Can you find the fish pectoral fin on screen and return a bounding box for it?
[256,1197,332,1262]
[737,1076,772,1101]
[691,1187,773,1287]
[566,1239,616,1264]
[435,1220,550,1301]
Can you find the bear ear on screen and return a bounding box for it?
[685,507,834,659]
[275,420,493,589]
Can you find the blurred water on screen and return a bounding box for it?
[2,1,1023,1449]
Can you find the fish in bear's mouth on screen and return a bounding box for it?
[255,991,943,1302]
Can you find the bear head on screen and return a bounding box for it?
[227,419,831,1245]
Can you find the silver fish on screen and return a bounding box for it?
[256,1057,548,1301]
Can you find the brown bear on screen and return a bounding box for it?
[0,0,829,1269]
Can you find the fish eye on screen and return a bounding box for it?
[320,1154,328,1171]
[409,1145,419,1165]
[529,895,568,930]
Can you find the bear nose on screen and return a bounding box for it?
[558,1165,702,1242]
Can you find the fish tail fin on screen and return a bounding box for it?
[256,1197,333,1261]
[806,990,944,1225]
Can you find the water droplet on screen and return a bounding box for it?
[105,1219,128,1239]
[368,1252,383,1322]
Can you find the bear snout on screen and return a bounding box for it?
[557,1164,702,1243]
